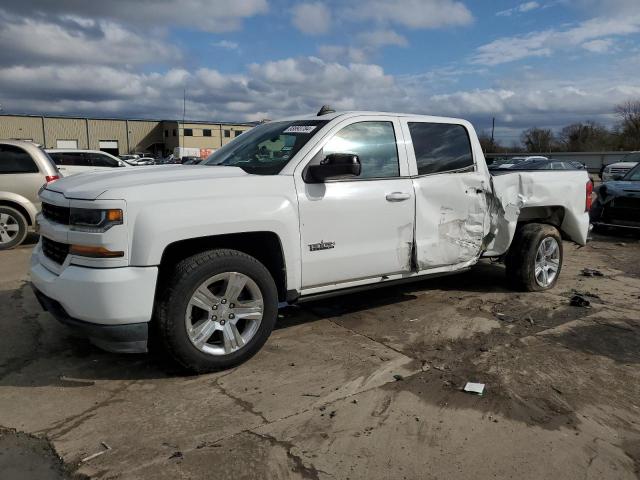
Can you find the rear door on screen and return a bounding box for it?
[294,116,416,290]
[400,119,490,271]
[0,144,44,206]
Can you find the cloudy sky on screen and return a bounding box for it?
[1,0,639,143]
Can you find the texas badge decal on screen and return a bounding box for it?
[309,240,335,252]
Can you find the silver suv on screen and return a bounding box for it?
[0,140,61,249]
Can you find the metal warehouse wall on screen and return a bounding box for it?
[1,115,255,155]
[0,115,44,143]
[44,117,88,149]
[87,119,128,153]
[128,121,164,153]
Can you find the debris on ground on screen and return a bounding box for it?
[581,268,604,277]
[81,442,111,463]
[494,312,513,322]
[463,382,485,396]
[169,451,183,460]
[524,315,535,326]
[393,374,404,381]
[570,295,591,308]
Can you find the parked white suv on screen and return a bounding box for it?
[31,111,591,372]
[46,149,127,176]
[0,140,61,249]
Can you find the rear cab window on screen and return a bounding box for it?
[0,144,39,174]
[406,122,474,175]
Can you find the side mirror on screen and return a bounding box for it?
[306,153,361,182]
[118,160,126,167]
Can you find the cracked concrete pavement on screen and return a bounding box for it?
[1,231,639,479]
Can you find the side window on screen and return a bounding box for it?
[54,152,84,166]
[88,153,117,167]
[323,122,399,179]
[408,123,473,175]
[0,145,39,174]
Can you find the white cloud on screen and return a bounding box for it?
[212,40,240,51]
[472,13,640,65]
[347,0,473,29]
[0,14,180,66]
[291,2,332,35]
[581,38,615,53]
[317,45,369,63]
[0,0,269,33]
[497,1,541,17]
[358,30,408,48]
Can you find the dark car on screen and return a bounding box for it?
[180,156,202,164]
[509,158,584,171]
[590,162,640,230]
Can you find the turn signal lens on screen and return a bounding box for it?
[69,245,124,258]
[106,209,123,222]
[45,175,59,183]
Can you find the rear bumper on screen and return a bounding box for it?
[33,287,148,353]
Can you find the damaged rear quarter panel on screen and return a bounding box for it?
[484,171,591,256]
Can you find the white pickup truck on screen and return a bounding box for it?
[30,111,591,372]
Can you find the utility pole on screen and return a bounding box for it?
[181,88,186,150]
[490,117,495,149]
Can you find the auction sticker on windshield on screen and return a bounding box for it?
[283,126,317,134]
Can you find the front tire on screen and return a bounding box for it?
[0,206,28,250]
[505,223,563,292]
[156,249,278,373]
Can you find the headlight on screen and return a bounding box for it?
[69,208,123,232]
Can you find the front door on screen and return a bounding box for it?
[295,116,415,289]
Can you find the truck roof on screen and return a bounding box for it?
[277,111,470,125]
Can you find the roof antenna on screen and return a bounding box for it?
[317,105,335,116]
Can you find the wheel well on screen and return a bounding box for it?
[0,201,32,226]
[158,232,288,302]
[516,206,565,231]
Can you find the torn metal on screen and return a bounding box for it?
[412,170,590,273]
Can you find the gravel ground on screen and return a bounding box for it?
[0,230,639,479]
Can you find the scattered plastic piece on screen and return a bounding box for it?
[81,442,111,463]
[463,382,485,396]
[581,268,604,277]
[570,295,591,307]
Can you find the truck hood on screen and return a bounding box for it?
[46,165,249,200]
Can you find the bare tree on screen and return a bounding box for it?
[615,100,640,150]
[559,121,612,152]
[521,127,555,153]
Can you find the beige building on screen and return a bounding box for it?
[0,114,253,157]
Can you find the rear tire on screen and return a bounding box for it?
[505,223,563,292]
[0,206,28,250]
[156,249,278,373]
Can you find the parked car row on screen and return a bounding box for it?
[590,161,640,230]
[489,156,587,172]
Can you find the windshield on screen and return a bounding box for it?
[623,163,640,181]
[203,120,329,175]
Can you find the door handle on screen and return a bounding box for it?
[385,192,411,202]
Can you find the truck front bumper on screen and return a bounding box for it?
[30,246,158,353]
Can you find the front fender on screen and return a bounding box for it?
[127,189,301,292]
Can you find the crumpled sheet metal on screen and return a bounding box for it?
[483,171,589,257]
